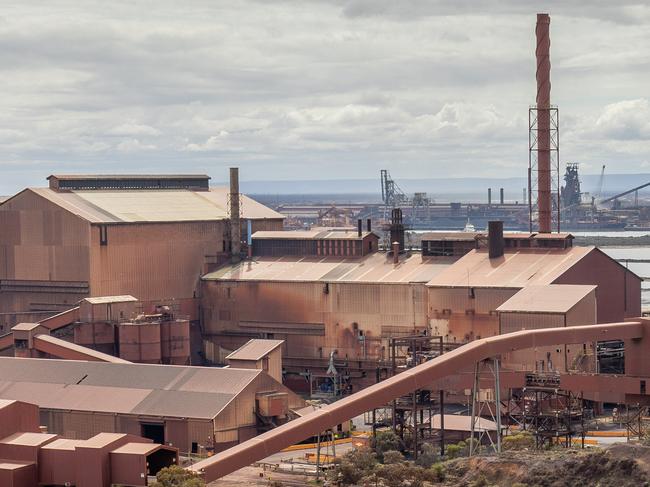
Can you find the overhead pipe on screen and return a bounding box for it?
[189,320,646,481]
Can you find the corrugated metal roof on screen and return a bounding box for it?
[203,252,453,284]
[11,323,42,331]
[426,247,594,288]
[28,187,283,223]
[0,357,263,420]
[420,232,479,241]
[111,442,161,455]
[252,230,375,241]
[0,399,17,409]
[34,335,131,363]
[42,438,86,451]
[0,461,33,470]
[226,339,284,361]
[496,284,596,314]
[432,414,499,432]
[83,295,137,304]
[81,433,129,447]
[48,174,210,181]
[0,432,58,446]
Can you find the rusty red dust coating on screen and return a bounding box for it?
[189,320,649,481]
[536,13,552,233]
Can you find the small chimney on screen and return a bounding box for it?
[366,218,372,233]
[392,241,400,264]
[357,219,362,237]
[488,220,504,259]
[500,188,504,205]
[229,167,241,261]
[488,188,492,205]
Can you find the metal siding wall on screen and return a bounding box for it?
[90,221,226,301]
[566,290,597,326]
[552,249,641,322]
[0,191,91,282]
[0,191,91,327]
[61,411,116,439]
[203,279,429,360]
[500,313,564,334]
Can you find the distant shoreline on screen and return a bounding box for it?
[574,235,650,247]
[406,232,650,248]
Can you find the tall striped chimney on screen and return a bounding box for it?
[229,167,241,261]
[536,13,552,233]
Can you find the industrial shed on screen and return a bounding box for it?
[0,357,304,455]
[0,174,284,330]
[0,399,178,487]
[251,227,379,257]
[427,245,641,345]
[201,252,454,366]
[497,284,597,372]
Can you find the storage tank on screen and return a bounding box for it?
[161,319,191,365]
[73,322,116,355]
[117,321,161,363]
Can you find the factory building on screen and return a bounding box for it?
[0,399,178,487]
[251,228,379,257]
[427,245,641,342]
[0,356,304,455]
[0,173,284,330]
[200,226,640,389]
[201,252,454,367]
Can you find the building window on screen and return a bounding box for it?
[99,225,108,246]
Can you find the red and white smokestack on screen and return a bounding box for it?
[536,13,552,233]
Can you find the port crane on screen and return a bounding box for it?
[601,181,650,206]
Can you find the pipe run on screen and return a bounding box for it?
[189,320,645,481]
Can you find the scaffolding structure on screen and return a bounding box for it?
[469,358,503,455]
[528,106,561,233]
[365,335,446,458]
[622,404,650,441]
[509,372,588,449]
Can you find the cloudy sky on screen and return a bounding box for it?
[1,1,649,193]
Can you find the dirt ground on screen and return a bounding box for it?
[208,442,650,487]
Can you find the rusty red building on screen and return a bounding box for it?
[0,173,284,331]
[0,398,177,487]
[200,228,641,389]
[0,356,304,455]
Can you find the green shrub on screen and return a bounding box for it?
[431,462,446,482]
[371,430,403,462]
[149,465,205,487]
[382,450,405,464]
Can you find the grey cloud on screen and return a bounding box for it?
[0,1,648,193]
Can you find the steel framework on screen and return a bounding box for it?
[528,106,561,233]
[509,372,588,449]
[365,335,446,458]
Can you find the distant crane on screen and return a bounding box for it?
[594,164,606,204]
[380,169,408,208]
[601,181,650,206]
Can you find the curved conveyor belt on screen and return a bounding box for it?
[189,321,645,481]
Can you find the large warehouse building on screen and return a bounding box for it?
[0,356,304,455]
[0,173,283,330]
[201,229,641,389]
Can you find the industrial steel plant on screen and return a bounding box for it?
[1,11,649,487]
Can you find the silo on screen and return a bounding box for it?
[118,321,162,363]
